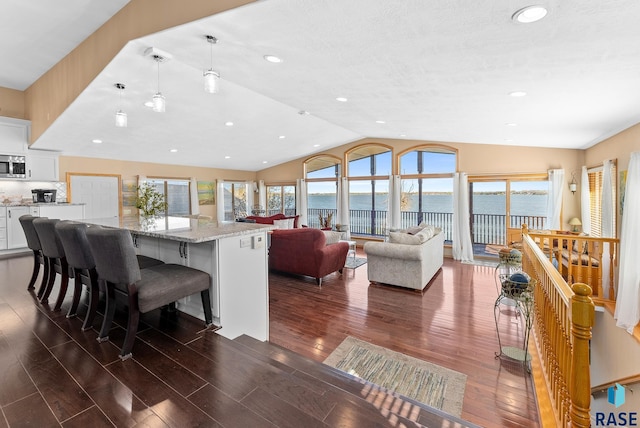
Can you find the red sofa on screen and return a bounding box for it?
[246,213,300,228]
[269,228,349,286]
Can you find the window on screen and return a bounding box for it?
[588,163,616,237]
[266,185,296,216]
[347,145,392,236]
[399,147,456,239]
[305,155,341,228]
[222,181,248,221]
[146,178,191,215]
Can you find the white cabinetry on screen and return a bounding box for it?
[0,117,29,155]
[6,206,29,249]
[27,150,59,181]
[0,207,7,250]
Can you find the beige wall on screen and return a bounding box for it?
[60,155,256,219]
[585,122,640,172]
[0,87,25,119]
[257,137,585,229]
[24,0,256,143]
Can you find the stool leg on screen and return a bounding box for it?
[27,250,41,290]
[98,282,116,342]
[66,267,83,318]
[82,268,99,331]
[201,289,213,327]
[120,283,140,360]
[40,259,57,304]
[53,259,70,312]
[36,257,51,299]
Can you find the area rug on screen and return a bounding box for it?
[344,257,367,269]
[324,336,466,417]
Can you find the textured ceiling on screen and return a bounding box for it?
[5,0,640,171]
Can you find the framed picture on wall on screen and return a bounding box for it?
[197,181,215,205]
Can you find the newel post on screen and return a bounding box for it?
[570,282,594,428]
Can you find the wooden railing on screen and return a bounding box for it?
[525,227,619,303]
[522,226,594,427]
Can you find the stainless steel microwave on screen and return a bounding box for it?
[0,155,26,178]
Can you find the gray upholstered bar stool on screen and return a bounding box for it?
[18,215,48,292]
[54,221,101,325]
[85,227,213,360]
[32,218,73,310]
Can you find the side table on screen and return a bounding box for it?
[339,240,357,261]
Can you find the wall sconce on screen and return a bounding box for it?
[569,173,577,194]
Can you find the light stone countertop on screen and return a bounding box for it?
[0,202,86,207]
[81,216,274,243]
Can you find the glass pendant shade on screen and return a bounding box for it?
[152,92,165,112]
[115,110,127,127]
[204,69,220,93]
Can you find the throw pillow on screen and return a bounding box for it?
[273,219,293,229]
[416,227,433,241]
[322,230,341,245]
[389,231,425,245]
[404,226,424,235]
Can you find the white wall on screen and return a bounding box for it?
[590,309,640,419]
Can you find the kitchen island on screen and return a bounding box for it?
[83,215,272,341]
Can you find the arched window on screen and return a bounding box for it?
[346,144,392,236]
[304,155,341,228]
[398,146,457,239]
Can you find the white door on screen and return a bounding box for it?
[70,175,119,220]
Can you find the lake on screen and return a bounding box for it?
[309,193,547,216]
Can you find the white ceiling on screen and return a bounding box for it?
[5,0,640,171]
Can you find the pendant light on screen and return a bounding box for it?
[114,83,127,127]
[203,35,220,94]
[152,54,166,112]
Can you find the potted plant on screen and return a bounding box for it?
[318,212,333,230]
[136,183,165,217]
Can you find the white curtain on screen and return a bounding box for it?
[545,169,564,230]
[245,181,254,214]
[387,175,402,232]
[615,152,640,333]
[337,177,351,238]
[601,159,615,298]
[452,172,474,262]
[190,177,199,215]
[258,180,266,212]
[580,166,591,235]
[216,180,225,222]
[296,178,308,227]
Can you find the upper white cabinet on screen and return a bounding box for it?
[27,150,59,181]
[0,117,29,155]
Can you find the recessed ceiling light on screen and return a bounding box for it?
[279,135,286,139]
[400,134,407,137]
[263,55,282,63]
[298,110,310,115]
[505,123,518,126]
[336,97,348,102]
[144,101,154,108]
[262,161,268,164]
[512,5,548,23]
[170,149,178,152]
[313,144,320,147]
[225,121,234,126]
[224,156,231,159]
[376,120,386,124]
[509,91,527,97]
[505,139,514,142]
[92,139,102,144]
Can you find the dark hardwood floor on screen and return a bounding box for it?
[267,252,539,428]
[0,250,538,427]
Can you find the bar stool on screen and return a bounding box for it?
[54,221,101,326]
[32,218,72,310]
[85,227,213,360]
[18,215,47,291]
[54,221,166,329]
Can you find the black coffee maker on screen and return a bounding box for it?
[31,189,57,203]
